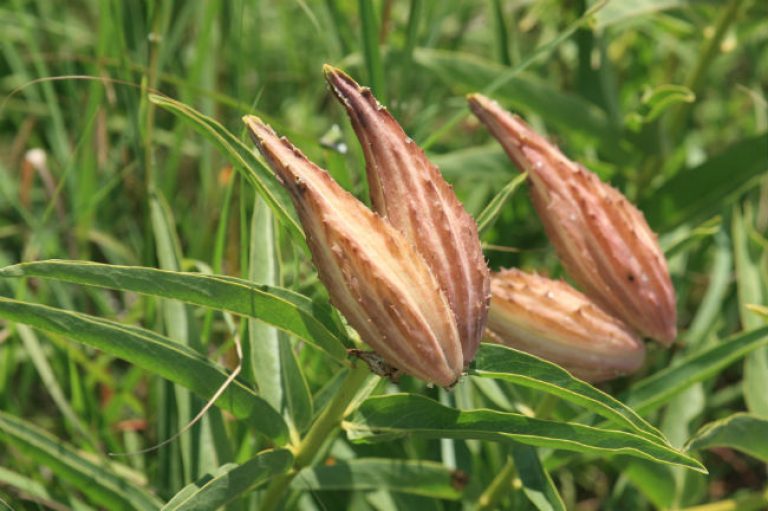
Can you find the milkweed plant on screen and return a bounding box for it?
[0,2,767,510]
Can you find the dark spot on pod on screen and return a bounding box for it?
[294,176,307,194]
[627,273,635,282]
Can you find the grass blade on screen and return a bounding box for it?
[475,172,528,235]
[640,133,768,230]
[624,326,768,414]
[732,206,768,416]
[161,449,293,510]
[148,94,304,243]
[0,410,163,510]
[511,444,567,511]
[358,0,385,101]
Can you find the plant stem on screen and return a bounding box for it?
[667,0,745,138]
[259,363,371,511]
[475,456,516,511]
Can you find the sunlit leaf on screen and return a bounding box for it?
[344,394,705,473]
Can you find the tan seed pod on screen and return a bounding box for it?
[468,94,677,345]
[244,115,463,387]
[487,268,645,383]
[325,65,490,365]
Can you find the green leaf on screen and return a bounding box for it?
[0,466,54,504]
[475,172,528,235]
[148,94,304,243]
[640,84,695,122]
[733,206,768,417]
[471,343,665,443]
[510,445,567,511]
[431,144,511,183]
[640,133,768,230]
[161,449,293,511]
[343,394,705,473]
[358,0,385,101]
[291,458,465,500]
[150,190,198,481]
[626,84,695,130]
[0,298,289,444]
[248,196,283,407]
[624,326,768,414]
[595,1,694,28]
[414,48,615,144]
[617,457,677,510]
[685,413,768,463]
[0,260,349,361]
[248,196,313,434]
[0,410,163,511]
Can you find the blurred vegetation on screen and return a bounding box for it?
[0,0,766,510]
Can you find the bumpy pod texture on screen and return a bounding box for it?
[244,116,463,387]
[325,66,490,365]
[468,94,677,345]
[487,269,645,383]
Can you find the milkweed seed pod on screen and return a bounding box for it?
[244,116,463,387]
[487,268,645,382]
[467,94,677,345]
[325,65,490,365]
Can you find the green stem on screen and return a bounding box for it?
[475,456,516,511]
[667,0,745,138]
[260,363,371,511]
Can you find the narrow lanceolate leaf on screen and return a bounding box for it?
[0,260,348,361]
[732,207,768,417]
[325,66,490,365]
[510,445,567,511]
[624,326,768,415]
[486,269,645,383]
[291,458,466,500]
[244,115,463,387]
[471,343,664,443]
[148,94,304,243]
[476,172,528,235]
[343,394,705,473]
[0,298,289,444]
[640,133,768,231]
[161,450,293,511]
[468,94,676,345]
[412,48,615,146]
[685,413,768,463]
[0,410,163,511]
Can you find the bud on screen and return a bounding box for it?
[325,65,490,364]
[487,269,645,382]
[468,94,677,344]
[243,116,463,387]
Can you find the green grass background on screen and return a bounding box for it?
[0,1,767,509]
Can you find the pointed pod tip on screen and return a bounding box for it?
[322,63,338,76]
[242,115,274,142]
[465,92,486,104]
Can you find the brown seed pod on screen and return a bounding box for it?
[244,115,463,387]
[325,65,490,365]
[487,268,645,383]
[468,94,677,345]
